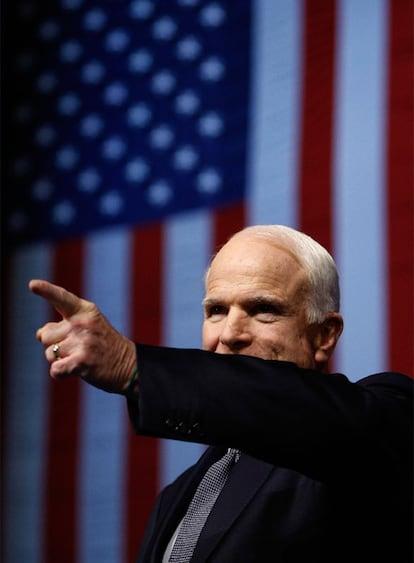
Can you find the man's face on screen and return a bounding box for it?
[202,234,319,369]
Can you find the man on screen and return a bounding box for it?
[30,225,412,562]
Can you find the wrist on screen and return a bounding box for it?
[123,365,139,399]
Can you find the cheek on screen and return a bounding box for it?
[281,332,316,367]
[249,327,283,357]
[202,322,217,350]
[257,325,308,359]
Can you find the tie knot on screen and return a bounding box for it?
[228,448,241,463]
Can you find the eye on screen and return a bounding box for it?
[250,302,281,321]
[204,304,227,319]
[253,303,275,314]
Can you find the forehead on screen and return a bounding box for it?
[206,236,308,297]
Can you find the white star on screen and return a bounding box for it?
[199,2,226,27]
[175,90,201,115]
[127,103,152,128]
[60,40,83,63]
[173,146,199,171]
[125,158,150,182]
[61,0,84,9]
[100,191,124,216]
[129,0,155,19]
[104,82,128,106]
[198,112,224,137]
[83,8,107,31]
[102,136,126,160]
[80,114,104,137]
[177,0,200,6]
[52,200,76,226]
[197,168,222,194]
[82,60,106,84]
[58,93,81,116]
[150,125,175,150]
[37,72,58,93]
[38,20,60,41]
[199,56,225,81]
[128,49,154,73]
[151,70,176,95]
[35,125,56,147]
[176,36,202,61]
[147,180,173,206]
[32,178,54,200]
[55,146,79,169]
[78,168,101,192]
[105,28,130,52]
[152,16,177,41]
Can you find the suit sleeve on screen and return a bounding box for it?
[128,343,413,483]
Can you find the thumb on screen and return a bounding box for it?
[29,279,85,319]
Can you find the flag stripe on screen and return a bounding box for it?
[162,211,210,350]
[247,0,302,227]
[386,0,414,375]
[45,240,84,563]
[126,225,163,560]
[298,0,336,252]
[212,203,247,252]
[333,0,388,379]
[78,230,131,562]
[159,211,211,490]
[3,245,51,563]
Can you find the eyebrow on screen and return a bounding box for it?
[246,295,290,313]
[202,297,219,308]
[202,295,289,312]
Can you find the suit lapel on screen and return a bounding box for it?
[149,447,227,562]
[191,453,274,562]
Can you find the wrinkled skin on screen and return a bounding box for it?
[29,279,136,394]
[202,234,342,371]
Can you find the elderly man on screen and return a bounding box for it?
[30,225,412,563]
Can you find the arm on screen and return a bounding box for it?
[29,280,412,483]
[129,343,413,482]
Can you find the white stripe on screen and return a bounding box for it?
[247,0,303,228]
[77,228,131,563]
[4,244,51,563]
[162,210,210,350]
[333,0,388,379]
[159,211,210,489]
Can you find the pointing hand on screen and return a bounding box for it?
[29,279,137,395]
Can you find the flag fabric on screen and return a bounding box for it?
[2,1,413,563]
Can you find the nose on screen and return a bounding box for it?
[217,309,252,353]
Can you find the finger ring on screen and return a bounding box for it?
[52,344,60,359]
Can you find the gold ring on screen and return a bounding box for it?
[52,344,60,359]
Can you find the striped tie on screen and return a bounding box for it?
[169,448,239,563]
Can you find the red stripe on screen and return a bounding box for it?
[212,202,247,251]
[298,0,336,253]
[44,239,83,563]
[386,0,414,376]
[125,223,162,562]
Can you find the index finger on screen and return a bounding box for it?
[29,279,84,319]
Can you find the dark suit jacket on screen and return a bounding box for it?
[129,344,413,563]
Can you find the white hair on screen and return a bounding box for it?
[215,225,340,324]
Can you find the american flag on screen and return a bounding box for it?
[2,1,413,562]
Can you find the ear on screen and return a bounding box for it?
[312,313,344,370]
